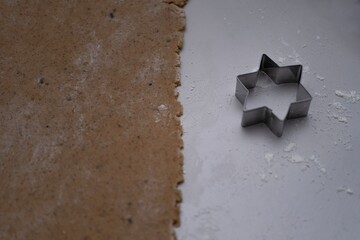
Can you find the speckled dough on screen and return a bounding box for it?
[0,0,186,239]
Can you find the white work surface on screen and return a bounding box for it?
[177,0,360,239]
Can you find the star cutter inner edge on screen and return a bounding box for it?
[235,54,312,137]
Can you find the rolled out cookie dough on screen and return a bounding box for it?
[0,0,186,239]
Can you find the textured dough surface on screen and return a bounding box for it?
[0,0,186,239]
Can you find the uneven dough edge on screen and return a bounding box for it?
[166,0,188,239]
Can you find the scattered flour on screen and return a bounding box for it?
[154,115,161,123]
[284,142,296,152]
[309,155,327,175]
[293,50,300,58]
[157,104,168,112]
[345,145,353,151]
[265,153,274,163]
[332,102,346,111]
[337,186,354,195]
[314,92,327,98]
[332,114,348,123]
[328,100,350,124]
[346,188,354,195]
[315,74,325,81]
[278,57,286,63]
[335,90,360,103]
[260,173,267,183]
[250,67,258,72]
[281,39,289,47]
[303,65,309,73]
[289,154,305,163]
[300,164,310,172]
[154,104,168,123]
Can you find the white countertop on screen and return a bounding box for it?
[177,0,360,239]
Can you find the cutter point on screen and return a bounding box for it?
[235,54,312,137]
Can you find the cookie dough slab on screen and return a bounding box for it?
[0,0,186,239]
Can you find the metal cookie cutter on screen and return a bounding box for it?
[235,54,312,137]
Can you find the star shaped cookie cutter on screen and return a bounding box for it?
[235,54,312,137]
